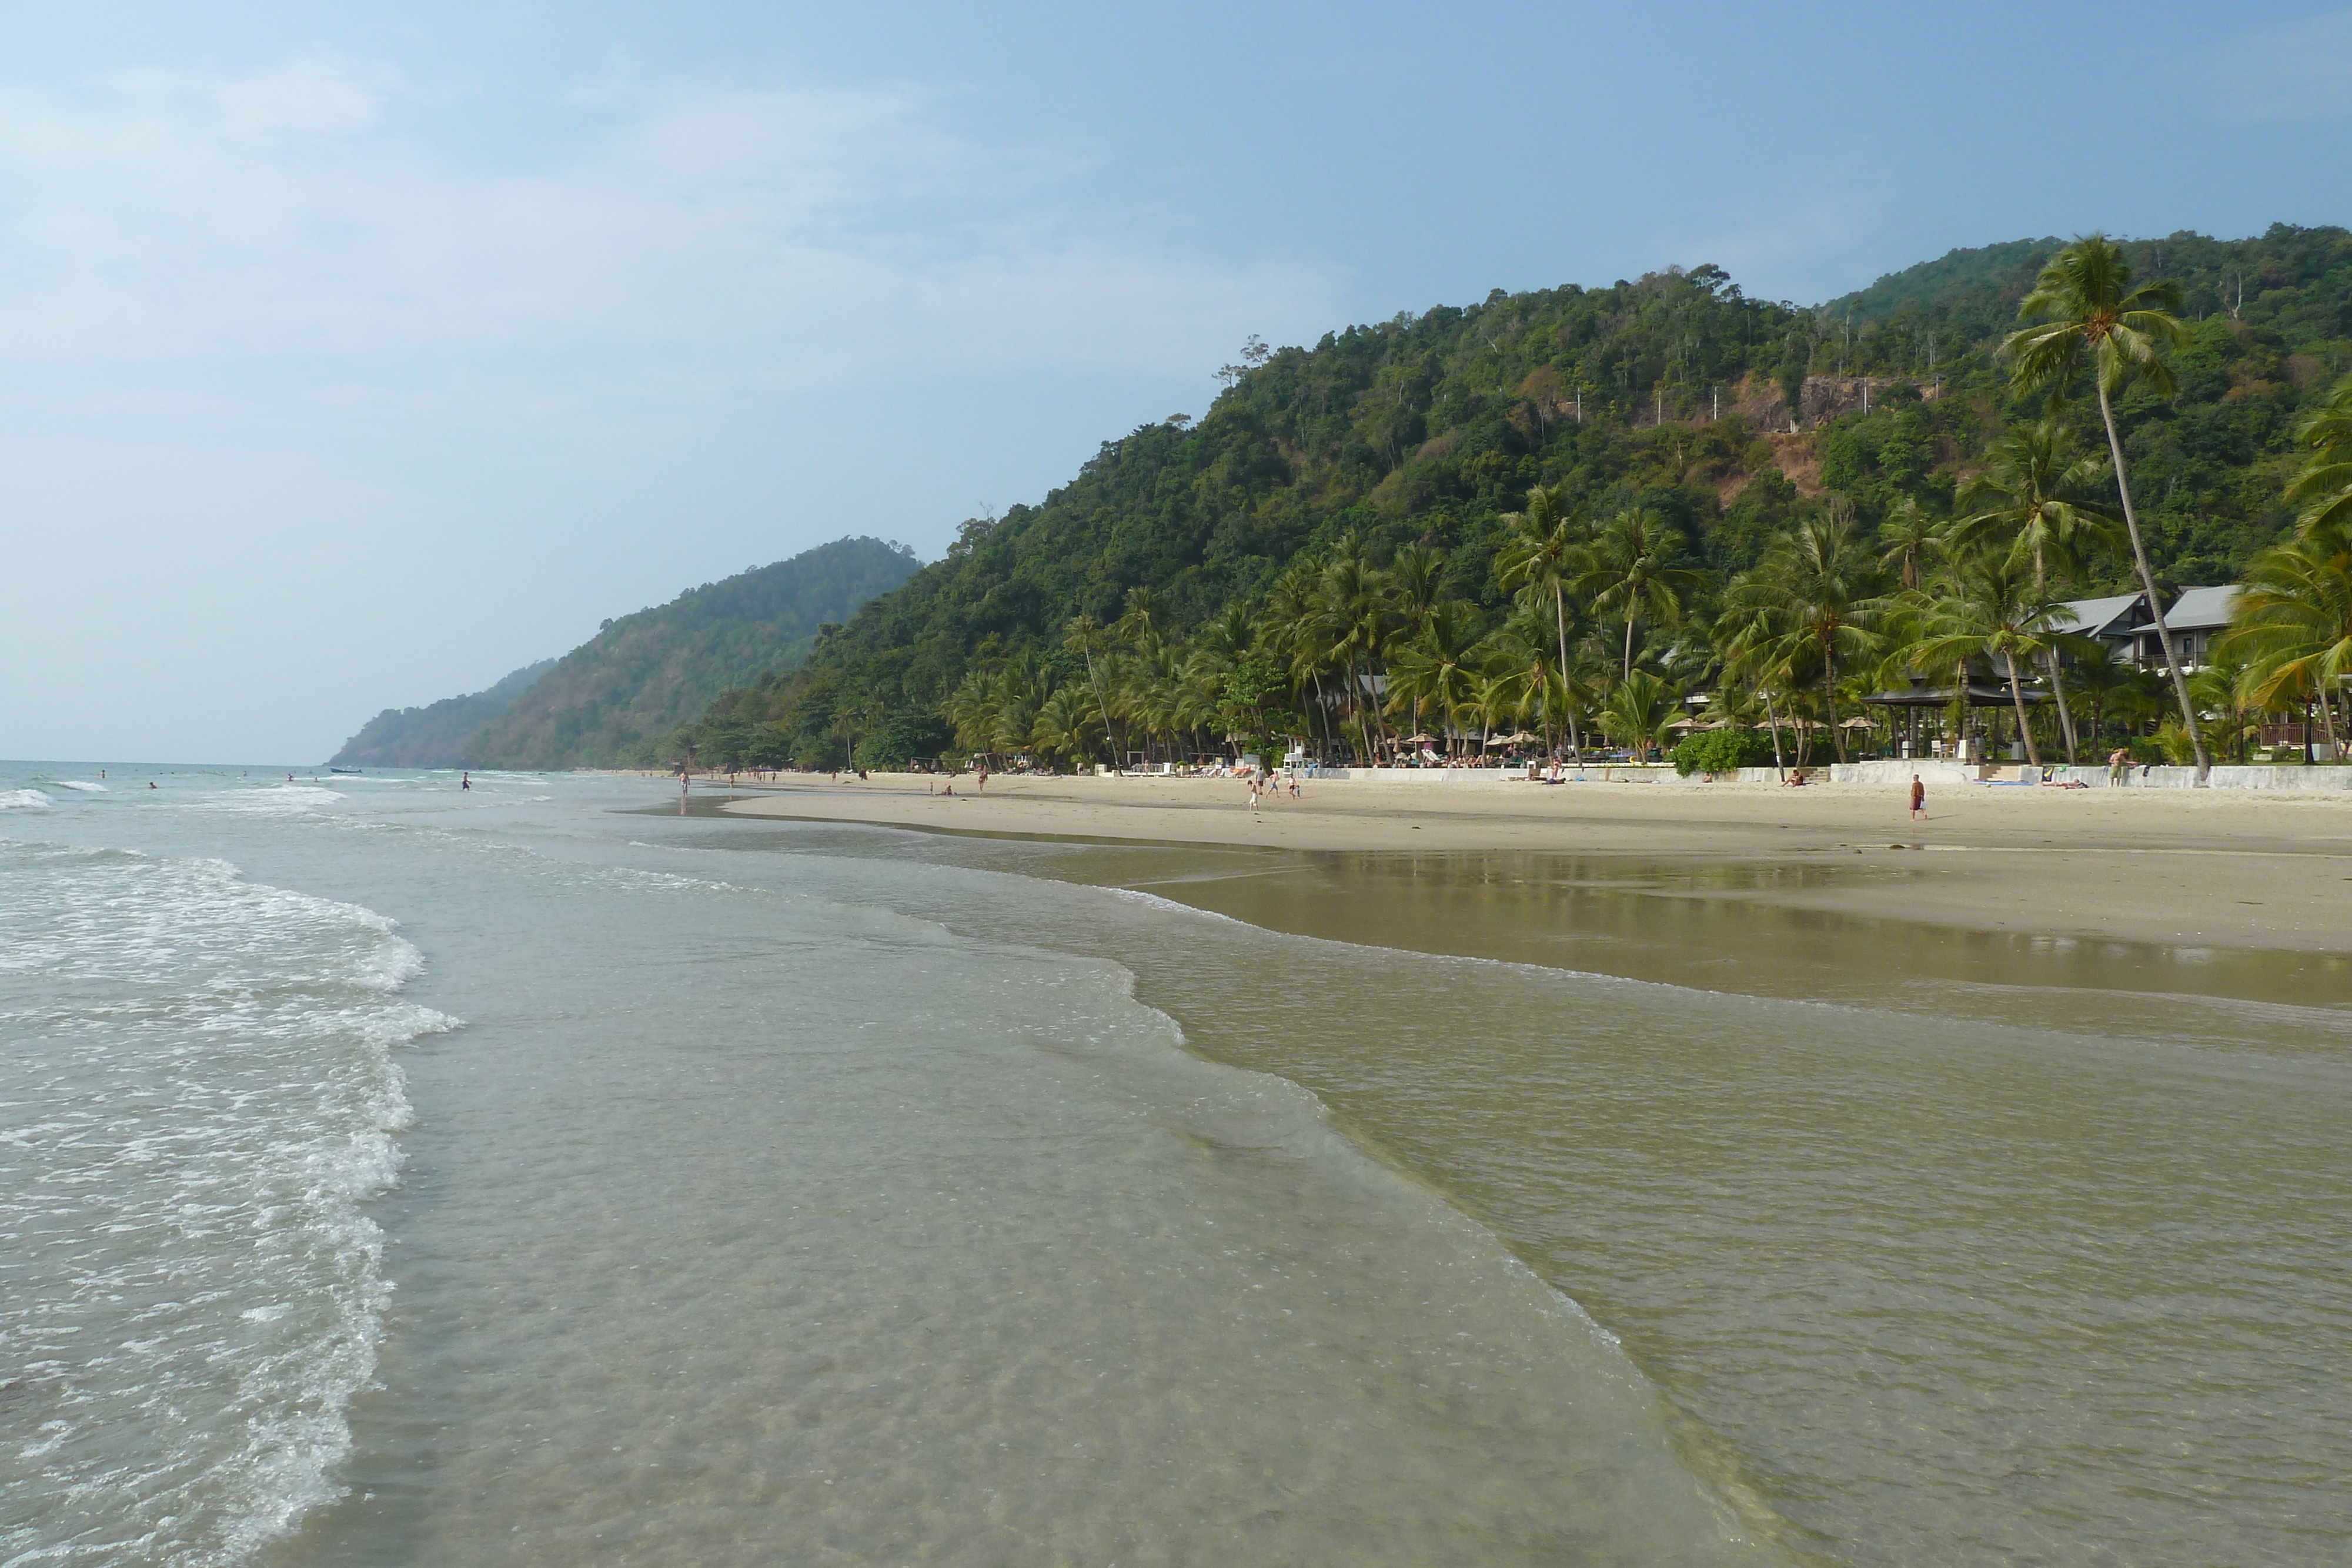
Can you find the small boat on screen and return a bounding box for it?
[328,766,363,774]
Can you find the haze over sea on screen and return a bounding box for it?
[4,764,2348,1566]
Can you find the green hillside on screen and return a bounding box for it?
[330,536,919,768]
[333,658,556,767]
[669,226,2352,771]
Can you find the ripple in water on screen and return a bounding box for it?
[0,841,455,1567]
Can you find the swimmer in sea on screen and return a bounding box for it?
[462,773,471,791]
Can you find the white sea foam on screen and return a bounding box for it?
[180,784,346,815]
[1103,885,1248,924]
[0,842,449,1567]
[48,778,108,792]
[1,787,54,808]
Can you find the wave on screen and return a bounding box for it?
[1,787,54,808]
[0,842,450,1566]
[47,778,108,792]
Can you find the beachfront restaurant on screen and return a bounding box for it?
[1862,676,2052,762]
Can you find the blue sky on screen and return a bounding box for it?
[5,2,2349,760]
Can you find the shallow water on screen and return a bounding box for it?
[6,768,2347,1565]
[4,769,1758,1566]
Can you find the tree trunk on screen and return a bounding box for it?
[1083,651,1116,766]
[2042,648,2079,763]
[2099,384,2211,781]
[2004,650,2042,767]
[1555,587,1582,761]
[1762,688,1786,780]
[1824,646,1847,764]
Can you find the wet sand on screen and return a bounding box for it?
[719,773,2352,955]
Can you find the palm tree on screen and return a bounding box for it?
[1876,497,1939,592]
[2003,235,2209,778]
[1583,507,1704,680]
[1385,602,1486,755]
[1495,485,1587,755]
[1717,608,1799,777]
[1949,418,2120,762]
[1909,556,2079,768]
[1599,669,1680,761]
[2286,371,2352,539]
[1031,687,1102,771]
[1723,513,1886,762]
[1063,614,1121,760]
[1317,543,1399,760]
[2217,524,2352,761]
[2063,641,2134,754]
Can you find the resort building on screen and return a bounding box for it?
[2056,586,2240,670]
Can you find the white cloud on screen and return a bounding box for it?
[0,53,1342,390]
[2210,8,2352,122]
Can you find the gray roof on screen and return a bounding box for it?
[2163,585,2240,630]
[2053,593,2140,637]
[2055,586,2238,637]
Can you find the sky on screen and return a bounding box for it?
[5,2,2348,762]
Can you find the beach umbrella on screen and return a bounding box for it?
[1839,716,1875,730]
[1401,733,1438,744]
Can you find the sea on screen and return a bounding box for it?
[4,763,2347,1567]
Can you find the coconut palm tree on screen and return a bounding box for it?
[1723,512,1886,762]
[1495,485,1587,754]
[1583,507,1704,681]
[1716,607,1800,777]
[1385,601,1486,755]
[2003,235,2209,778]
[1317,543,1399,760]
[2286,371,2352,539]
[2217,524,2352,760]
[1876,497,1940,593]
[1063,614,1121,760]
[1909,556,2080,768]
[1030,688,1101,771]
[1948,418,2120,762]
[1599,668,1681,761]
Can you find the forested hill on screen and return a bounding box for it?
[329,536,919,768]
[679,224,2351,771]
[333,658,556,767]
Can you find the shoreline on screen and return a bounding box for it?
[715,772,2352,959]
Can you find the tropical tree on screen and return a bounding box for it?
[1316,540,1399,760]
[2003,235,2209,777]
[1909,556,2079,768]
[1495,485,1587,754]
[1948,418,2119,761]
[1876,497,1939,593]
[1476,621,1561,755]
[2286,370,2352,539]
[1583,507,1704,680]
[1385,601,1486,754]
[1716,608,1800,776]
[1031,687,1102,770]
[2218,524,2352,761]
[1063,614,1121,760]
[1723,512,1886,762]
[1599,668,1681,760]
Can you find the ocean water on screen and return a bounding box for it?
[3,765,2346,1566]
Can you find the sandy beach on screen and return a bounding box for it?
[719,771,2352,955]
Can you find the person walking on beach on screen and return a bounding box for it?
[2107,747,2129,784]
[1248,777,1261,816]
[1909,773,1926,821]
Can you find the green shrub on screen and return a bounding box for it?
[1671,728,1782,777]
